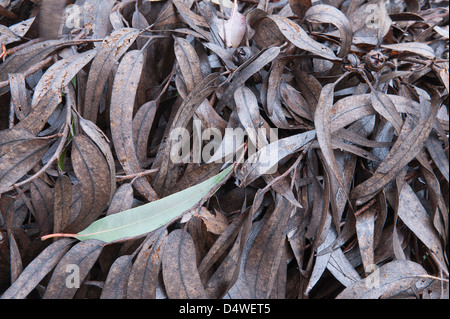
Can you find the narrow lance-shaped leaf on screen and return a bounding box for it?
[381,42,436,59]
[269,15,339,61]
[65,134,112,233]
[0,137,54,194]
[376,0,391,45]
[304,4,352,57]
[15,50,97,135]
[370,89,403,134]
[397,183,444,265]
[314,82,349,203]
[83,0,116,44]
[244,196,294,298]
[127,229,167,299]
[101,255,134,299]
[0,39,87,96]
[240,130,316,187]
[43,240,104,299]
[234,86,267,150]
[43,166,233,243]
[84,28,140,123]
[217,46,281,111]
[336,260,429,299]
[110,49,158,202]
[1,239,75,299]
[162,229,208,299]
[351,96,439,204]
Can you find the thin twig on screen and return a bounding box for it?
[117,168,160,182]
[0,43,6,59]
[354,198,377,216]
[0,55,54,89]
[418,274,449,283]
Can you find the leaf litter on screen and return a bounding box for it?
[0,0,448,299]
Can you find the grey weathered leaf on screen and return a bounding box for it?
[0,38,85,96]
[398,183,444,264]
[355,207,376,275]
[375,0,392,45]
[153,73,220,195]
[53,175,73,233]
[234,86,266,150]
[106,183,134,216]
[247,9,285,49]
[0,128,35,157]
[174,36,226,131]
[78,117,116,203]
[305,4,352,57]
[0,136,53,195]
[15,50,97,135]
[351,96,439,204]
[65,134,112,233]
[0,24,21,45]
[240,130,316,187]
[280,82,313,121]
[174,36,203,92]
[336,260,428,299]
[8,17,35,43]
[127,229,167,299]
[83,0,116,42]
[331,94,421,133]
[204,227,247,298]
[217,46,281,111]
[8,73,31,120]
[382,42,435,59]
[83,28,140,123]
[265,58,291,128]
[172,0,211,41]
[1,239,75,299]
[29,178,54,235]
[244,196,294,298]
[39,0,65,39]
[9,233,23,284]
[132,101,157,168]
[43,240,103,299]
[314,82,348,202]
[306,227,336,294]
[101,255,134,299]
[327,247,361,288]
[207,110,243,164]
[425,130,449,183]
[198,207,251,281]
[370,89,403,134]
[110,49,158,202]
[269,15,339,61]
[162,229,208,299]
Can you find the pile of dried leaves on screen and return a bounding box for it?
[0,0,449,299]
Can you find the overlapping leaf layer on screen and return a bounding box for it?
[0,0,448,299]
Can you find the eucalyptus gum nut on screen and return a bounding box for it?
[364,50,386,71]
[232,46,252,66]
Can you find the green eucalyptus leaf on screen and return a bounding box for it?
[74,165,233,243]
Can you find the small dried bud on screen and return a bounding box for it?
[215,0,247,48]
[365,50,386,71]
[232,46,252,66]
[342,53,361,71]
